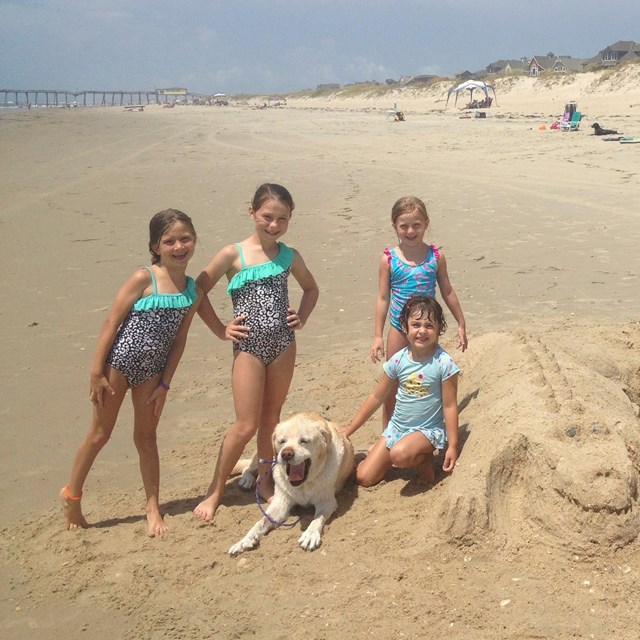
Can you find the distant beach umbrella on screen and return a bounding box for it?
[446,80,497,108]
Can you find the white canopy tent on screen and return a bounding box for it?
[446,80,497,108]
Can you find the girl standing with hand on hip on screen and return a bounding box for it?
[194,183,319,521]
[370,196,467,428]
[60,209,203,536]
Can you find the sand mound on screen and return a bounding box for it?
[440,322,640,552]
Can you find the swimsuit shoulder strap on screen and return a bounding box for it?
[235,243,247,269]
[143,266,158,294]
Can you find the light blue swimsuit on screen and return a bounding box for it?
[382,345,459,450]
[385,245,440,331]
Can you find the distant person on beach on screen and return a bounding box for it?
[60,209,203,536]
[369,196,467,430]
[193,183,319,521]
[344,295,460,486]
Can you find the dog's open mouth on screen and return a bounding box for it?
[286,459,311,486]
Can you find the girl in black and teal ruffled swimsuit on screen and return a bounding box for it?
[227,241,296,365]
[61,209,203,537]
[194,184,319,521]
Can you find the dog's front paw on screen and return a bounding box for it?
[237,469,257,490]
[298,529,322,551]
[228,537,257,556]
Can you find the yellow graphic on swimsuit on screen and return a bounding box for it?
[402,372,431,398]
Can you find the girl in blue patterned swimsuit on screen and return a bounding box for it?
[194,184,319,521]
[60,209,203,537]
[345,296,460,486]
[370,196,467,429]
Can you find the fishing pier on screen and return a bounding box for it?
[0,88,195,108]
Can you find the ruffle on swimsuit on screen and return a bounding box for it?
[227,243,294,294]
[132,270,197,311]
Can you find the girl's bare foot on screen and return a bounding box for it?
[146,508,168,537]
[193,494,220,521]
[59,486,89,530]
[416,460,436,485]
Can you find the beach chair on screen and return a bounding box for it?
[560,111,582,131]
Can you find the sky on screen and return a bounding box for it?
[1,0,638,95]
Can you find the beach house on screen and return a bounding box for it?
[528,55,585,76]
[584,40,640,68]
[485,59,529,75]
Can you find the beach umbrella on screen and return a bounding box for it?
[446,80,497,107]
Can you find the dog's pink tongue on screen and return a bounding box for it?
[288,462,306,482]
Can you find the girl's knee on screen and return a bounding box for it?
[87,424,113,449]
[355,464,382,487]
[390,436,433,469]
[90,432,111,449]
[230,421,259,444]
[134,428,158,451]
[389,448,412,468]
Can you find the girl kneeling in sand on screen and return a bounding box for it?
[60,209,203,536]
[344,295,460,486]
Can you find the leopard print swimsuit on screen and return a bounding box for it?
[107,267,197,387]
[227,242,295,365]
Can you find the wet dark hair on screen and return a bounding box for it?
[391,196,429,226]
[251,183,295,214]
[148,208,196,264]
[399,295,447,335]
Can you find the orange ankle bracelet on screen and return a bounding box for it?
[65,485,82,501]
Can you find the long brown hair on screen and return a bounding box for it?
[148,209,196,264]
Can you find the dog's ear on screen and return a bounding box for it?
[316,418,332,448]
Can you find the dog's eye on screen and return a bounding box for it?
[276,438,286,445]
[299,438,310,444]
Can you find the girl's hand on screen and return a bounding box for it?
[457,326,468,352]
[146,385,168,418]
[341,423,356,438]
[286,307,304,330]
[442,446,459,473]
[369,337,385,363]
[89,373,115,407]
[226,314,250,344]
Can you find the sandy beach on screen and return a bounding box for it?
[1,67,640,639]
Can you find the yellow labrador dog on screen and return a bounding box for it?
[228,412,354,555]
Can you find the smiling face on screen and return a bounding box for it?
[152,220,196,267]
[249,198,292,242]
[393,210,428,248]
[404,308,441,356]
[272,414,329,487]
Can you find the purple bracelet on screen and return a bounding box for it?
[159,380,170,391]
